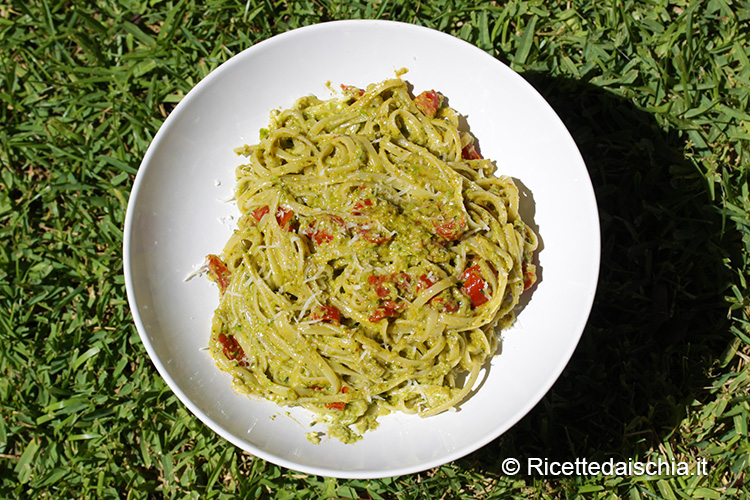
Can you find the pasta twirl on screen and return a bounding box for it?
[205,78,538,443]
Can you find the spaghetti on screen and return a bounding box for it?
[205,78,537,443]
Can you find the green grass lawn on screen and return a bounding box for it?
[1,0,749,498]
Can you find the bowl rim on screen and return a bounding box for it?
[123,18,601,479]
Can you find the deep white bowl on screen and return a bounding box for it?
[123,19,600,479]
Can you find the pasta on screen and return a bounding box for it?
[205,78,538,443]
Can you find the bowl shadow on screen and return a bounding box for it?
[451,72,738,472]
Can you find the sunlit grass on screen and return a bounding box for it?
[1,1,748,498]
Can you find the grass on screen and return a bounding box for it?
[1,0,749,498]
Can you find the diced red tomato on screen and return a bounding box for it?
[418,274,436,291]
[461,143,482,160]
[461,265,490,307]
[522,262,536,291]
[375,285,390,298]
[367,274,391,298]
[369,307,394,322]
[311,229,333,244]
[367,273,411,298]
[206,254,231,294]
[313,385,348,393]
[251,205,270,222]
[310,304,341,324]
[340,84,364,98]
[275,206,295,231]
[366,274,386,286]
[218,333,247,366]
[369,300,403,322]
[251,205,295,231]
[352,198,374,215]
[414,90,442,117]
[322,385,350,409]
[433,215,466,241]
[366,271,414,320]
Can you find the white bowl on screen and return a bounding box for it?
[123,19,600,479]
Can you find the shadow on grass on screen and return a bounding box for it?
[458,73,739,474]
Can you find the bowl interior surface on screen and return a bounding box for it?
[124,20,600,479]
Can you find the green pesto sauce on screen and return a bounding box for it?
[211,78,538,444]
